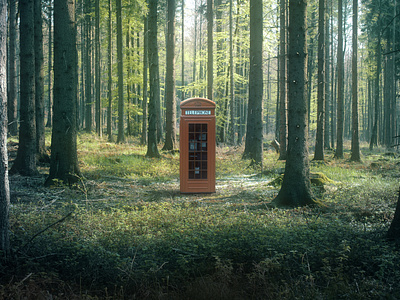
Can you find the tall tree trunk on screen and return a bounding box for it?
[107,0,112,141]
[314,0,325,161]
[242,0,263,166]
[95,0,101,136]
[215,0,225,143]
[307,11,316,131]
[7,0,17,136]
[350,0,361,161]
[45,0,80,186]
[271,0,316,207]
[207,0,213,100]
[0,0,10,257]
[45,4,53,128]
[11,0,38,176]
[84,0,92,132]
[324,0,330,149]
[34,0,47,162]
[228,0,235,145]
[192,0,197,97]
[126,28,132,136]
[278,0,287,160]
[141,15,148,145]
[369,34,381,150]
[163,0,177,150]
[146,0,160,157]
[335,0,344,158]
[116,0,124,143]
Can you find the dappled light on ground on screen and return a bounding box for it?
[5,135,400,299]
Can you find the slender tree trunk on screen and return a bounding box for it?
[7,0,17,136]
[350,0,360,161]
[215,0,225,143]
[146,0,160,157]
[207,0,213,100]
[0,0,10,257]
[34,0,47,162]
[228,0,235,145]
[163,0,177,150]
[314,0,325,160]
[369,34,381,150]
[324,1,330,149]
[95,0,101,136]
[307,11,316,131]
[11,0,38,176]
[242,0,263,166]
[192,0,197,97]
[45,0,80,186]
[45,5,53,128]
[116,0,124,143]
[335,0,344,158]
[107,0,112,141]
[126,28,132,136]
[278,0,287,160]
[141,15,148,145]
[84,0,92,132]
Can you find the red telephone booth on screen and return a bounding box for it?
[180,98,216,193]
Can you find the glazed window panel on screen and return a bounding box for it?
[188,123,208,179]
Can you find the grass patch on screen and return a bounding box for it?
[4,134,400,299]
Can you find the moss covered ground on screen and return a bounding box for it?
[2,133,400,299]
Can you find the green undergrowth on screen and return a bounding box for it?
[3,134,400,299]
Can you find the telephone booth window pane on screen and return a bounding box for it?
[188,123,208,180]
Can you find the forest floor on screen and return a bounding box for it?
[2,133,400,299]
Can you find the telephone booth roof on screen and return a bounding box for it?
[180,98,216,109]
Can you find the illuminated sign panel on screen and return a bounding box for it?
[185,110,211,115]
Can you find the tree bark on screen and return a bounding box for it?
[335,0,344,158]
[10,0,38,176]
[141,15,148,145]
[45,5,53,128]
[7,0,18,136]
[107,0,113,141]
[207,0,213,100]
[95,0,101,137]
[146,0,160,157]
[0,0,10,257]
[242,0,263,166]
[314,0,325,161]
[278,0,287,160]
[116,0,124,143]
[324,1,330,149]
[34,0,47,162]
[45,0,80,186]
[369,33,381,150]
[162,0,177,151]
[228,0,235,145]
[350,0,361,162]
[84,0,92,132]
[271,0,316,207]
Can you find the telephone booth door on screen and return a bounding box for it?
[180,98,216,193]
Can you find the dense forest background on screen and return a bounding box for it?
[5,0,400,155]
[0,0,400,298]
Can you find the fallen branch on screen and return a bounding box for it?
[20,211,73,252]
